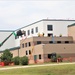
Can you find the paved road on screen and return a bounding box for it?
[0,62,75,70]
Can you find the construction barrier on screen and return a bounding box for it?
[0,62,4,66]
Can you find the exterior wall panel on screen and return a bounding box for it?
[43,21,75,36]
[10,49,19,57]
[68,26,75,41]
[15,21,43,47]
[15,19,75,47]
[43,44,75,54]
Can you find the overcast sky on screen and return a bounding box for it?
[0,0,75,30]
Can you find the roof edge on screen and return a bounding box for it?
[15,19,43,31]
[15,19,75,31]
[0,30,14,32]
[68,23,75,27]
[42,19,75,21]
[0,46,20,52]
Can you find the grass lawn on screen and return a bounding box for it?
[0,64,75,75]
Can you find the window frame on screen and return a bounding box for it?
[28,42,31,46]
[29,50,31,55]
[57,41,61,43]
[26,51,28,55]
[25,43,27,47]
[35,27,38,33]
[22,43,24,48]
[48,54,52,59]
[49,41,53,43]
[39,54,41,59]
[37,41,41,44]
[28,30,30,35]
[31,28,34,34]
[65,41,69,43]
[24,31,26,36]
[48,34,53,37]
[47,25,53,31]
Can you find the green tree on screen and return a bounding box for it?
[1,49,13,62]
[12,56,20,65]
[20,56,28,65]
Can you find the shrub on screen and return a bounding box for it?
[1,49,13,62]
[12,56,20,65]
[51,56,57,62]
[51,55,63,62]
[57,55,63,62]
[20,56,28,65]
[59,34,62,37]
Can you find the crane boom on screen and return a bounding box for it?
[0,29,25,47]
[0,32,16,47]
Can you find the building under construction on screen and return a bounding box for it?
[0,19,75,64]
[1,36,74,64]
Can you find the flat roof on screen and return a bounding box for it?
[0,46,20,53]
[0,30,14,32]
[9,46,20,51]
[16,19,75,31]
[20,36,73,43]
